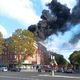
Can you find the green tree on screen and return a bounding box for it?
[10,29,36,66]
[56,54,67,65]
[69,51,80,65]
[2,38,13,65]
[0,32,4,54]
[50,52,68,66]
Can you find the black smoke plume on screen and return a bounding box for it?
[69,0,80,44]
[28,0,80,42]
[71,0,80,24]
[69,33,80,44]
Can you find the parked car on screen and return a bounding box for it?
[37,65,52,72]
[0,67,8,72]
[57,68,64,72]
[64,68,73,73]
[10,67,21,72]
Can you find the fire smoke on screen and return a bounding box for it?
[28,0,80,59]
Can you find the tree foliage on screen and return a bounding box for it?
[55,54,67,65]
[0,32,4,54]
[7,29,36,65]
[50,52,68,66]
[69,51,80,65]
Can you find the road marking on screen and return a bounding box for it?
[39,74,80,79]
[55,75,80,79]
[0,75,43,80]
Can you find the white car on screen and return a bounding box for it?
[0,67,8,72]
[65,68,73,73]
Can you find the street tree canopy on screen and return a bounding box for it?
[8,29,36,65]
[0,32,4,54]
[50,52,68,66]
[69,51,80,65]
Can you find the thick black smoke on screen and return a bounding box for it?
[71,0,80,24]
[28,0,80,42]
[69,0,80,44]
[69,33,80,44]
[28,0,70,40]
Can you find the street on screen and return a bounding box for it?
[0,71,80,80]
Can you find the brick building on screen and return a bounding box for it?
[0,42,50,68]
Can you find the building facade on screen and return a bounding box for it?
[0,42,50,69]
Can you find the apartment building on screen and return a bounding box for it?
[0,42,50,69]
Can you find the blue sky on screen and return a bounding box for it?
[0,0,78,60]
[0,0,76,37]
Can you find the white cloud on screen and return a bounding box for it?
[0,25,8,38]
[0,0,40,27]
[75,40,80,51]
[44,24,80,60]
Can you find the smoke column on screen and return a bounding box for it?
[28,0,80,60]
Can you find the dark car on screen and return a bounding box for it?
[37,65,42,72]
[10,67,21,72]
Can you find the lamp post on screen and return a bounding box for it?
[51,55,55,76]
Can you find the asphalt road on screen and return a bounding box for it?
[0,72,80,80]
